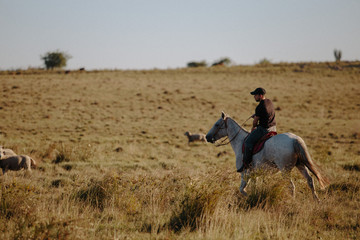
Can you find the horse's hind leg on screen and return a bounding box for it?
[296,164,319,201]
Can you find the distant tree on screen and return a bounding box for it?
[334,49,342,62]
[257,58,272,65]
[187,61,207,68]
[41,51,71,70]
[212,57,231,67]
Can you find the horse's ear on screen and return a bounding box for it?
[221,111,225,119]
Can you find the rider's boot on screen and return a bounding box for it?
[237,147,252,172]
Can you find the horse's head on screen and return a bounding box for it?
[206,112,228,143]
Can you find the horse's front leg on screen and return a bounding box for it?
[289,178,296,198]
[281,170,296,198]
[239,172,249,196]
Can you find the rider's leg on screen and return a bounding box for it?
[238,127,267,172]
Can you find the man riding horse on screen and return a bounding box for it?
[238,87,277,172]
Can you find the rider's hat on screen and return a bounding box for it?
[250,87,266,95]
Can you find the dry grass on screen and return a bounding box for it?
[0,62,359,239]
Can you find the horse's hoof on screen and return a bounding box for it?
[239,190,248,197]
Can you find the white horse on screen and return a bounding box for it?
[206,112,329,200]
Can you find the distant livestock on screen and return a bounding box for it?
[184,131,207,144]
[0,146,17,157]
[0,155,36,174]
[0,146,36,174]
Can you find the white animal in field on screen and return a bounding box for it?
[184,131,207,144]
[0,145,17,157]
[0,146,36,174]
[0,155,37,174]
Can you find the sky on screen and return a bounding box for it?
[1,0,359,70]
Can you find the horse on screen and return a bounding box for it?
[206,112,329,200]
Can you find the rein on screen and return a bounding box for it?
[214,116,252,147]
[215,128,240,147]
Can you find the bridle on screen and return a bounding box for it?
[213,115,252,147]
[214,117,240,147]
[211,120,226,145]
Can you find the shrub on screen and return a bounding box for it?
[187,61,207,68]
[334,49,342,62]
[41,50,71,70]
[257,58,272,65]
[211,58,231,66]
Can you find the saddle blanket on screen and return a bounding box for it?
[242,131,277,155]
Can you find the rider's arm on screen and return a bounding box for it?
[252,116,260,131]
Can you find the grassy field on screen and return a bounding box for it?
[0,62,359,239]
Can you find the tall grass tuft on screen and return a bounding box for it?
[169,188,205,232]
[168,179,222,232]
[245,182,285,209]
[74,174,118,210]
[0,180,37,219]
[52,143,94,164]
[241,171,289,210]
[0,179,73,239]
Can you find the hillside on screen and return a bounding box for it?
[0,62,359,239]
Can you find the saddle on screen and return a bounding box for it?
[242,131,277,155]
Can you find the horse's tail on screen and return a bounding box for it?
[294,137,329,189]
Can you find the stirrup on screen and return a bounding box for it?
[237,164,248,173]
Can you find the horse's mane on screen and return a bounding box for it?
[226,116,250,134]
